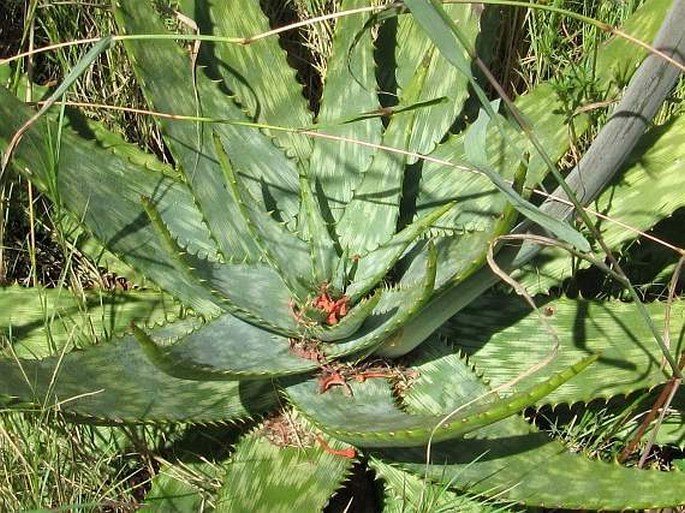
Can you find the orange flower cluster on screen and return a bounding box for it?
[312,289,349,325]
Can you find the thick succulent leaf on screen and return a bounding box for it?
[133,313,317,380]
[378,0,685,360]
[138,248,435,383]
[402,110,534,291]
[189,258,298,336]
[298,176,338,284]
[309,289,381,342]
[133,280,424,381]
[57,113,209,282]
[214,135,314,299]
[384,415,685,510]
[416,85,572,228]
[465,108,589,251]
[444,295,683,405]
[0,89,221,315]
[323,286,428,357]
[371,458,507,513]
[141,460,217,513]
[398,196,516,299]
[411,0,672,287]
[345,202,455,302]
[286,353,594,448]
[336,1,482,255]
[114,0,300,246]
[336,56,433,255]
[379,338,685,510]
[324,241,438,358]
[0,286,179,359]
[518,113,685,294]
[216,429,353,513]
[209,0,313,162]
[412,98,586,285]
[395,3,480,162]
[308,0,382,219]
[0,318,277,422]
[114,0,256,260]
[140,194,297,334]
[377,230,509,359]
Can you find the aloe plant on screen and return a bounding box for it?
[1,0,685,510]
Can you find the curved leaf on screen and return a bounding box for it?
[189,258,299,336]
[141,460,218,513]
[210,0,313,162]
[325,241,438,358]
[141,193,299,335]
[308,0,383,219]
[394,3,482,162]
[133,314,316,381]
[336,55,432,254]
[371,457,507,513]
[216,428,353,512]
[285,353,595,448]
[114,0,301,238]
[519,113,685,294]
[383,337,685,510]
[298,175,339,285]
[309,289,381,343]
[0,286,179,359]
[0,318,276,422]
[446,295,682,405]
[346,201,455,302]
[0,88,221,316]
[213,133,314,300]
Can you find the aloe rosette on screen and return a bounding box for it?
[1,0,685,510]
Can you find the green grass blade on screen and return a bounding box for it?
[1,36,112,172]
[37,36,112,110]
